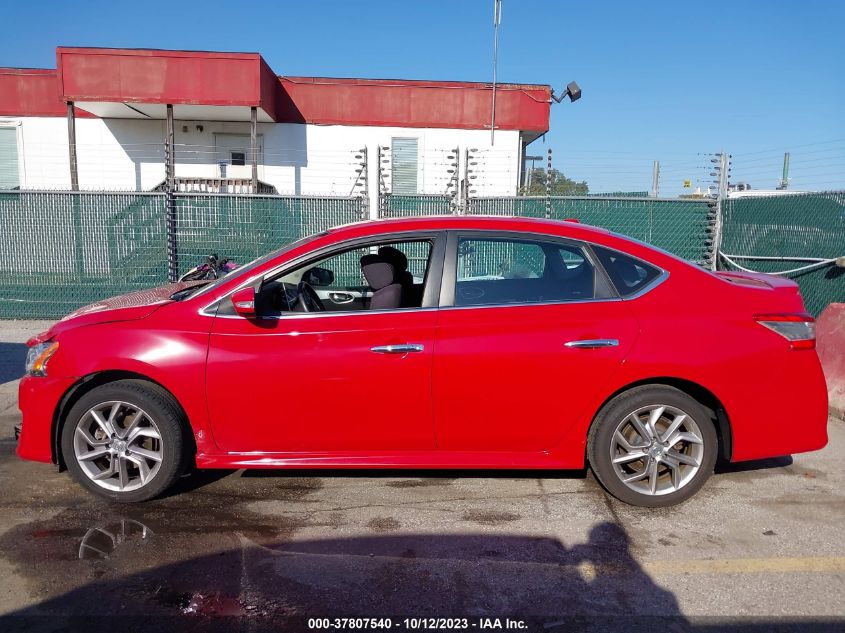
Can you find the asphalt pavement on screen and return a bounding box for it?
[0,319,843,632]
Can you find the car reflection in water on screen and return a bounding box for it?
[78,519,154,560]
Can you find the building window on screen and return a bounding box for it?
[391,137,418,194]
[0,127,20,190]
[214,133,262,168]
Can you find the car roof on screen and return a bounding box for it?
[323,214,697,273]
[327,214,611,239]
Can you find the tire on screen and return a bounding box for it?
[587,385,718,507]
[61,379,187,502]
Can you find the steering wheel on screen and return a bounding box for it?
[296,281,326,312]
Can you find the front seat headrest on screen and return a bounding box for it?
[360,254,396,290]
[378,246,408,272]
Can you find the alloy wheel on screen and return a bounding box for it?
[73,400,164,492]
[609,404,704,496]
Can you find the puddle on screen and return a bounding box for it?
[78,519,153,559]
[0,469,329,614]
[180,591,245,616]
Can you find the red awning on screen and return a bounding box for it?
[1,46,551,134]
[56,47,280,121]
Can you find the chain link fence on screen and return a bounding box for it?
[717,191,845,315]
[379,194,715,265]
[380,194,453,218]
[0,192,169,318]
[0,192,364,318]
[467,196,715,265]
[175,194,365,270]
[1,189,843,319]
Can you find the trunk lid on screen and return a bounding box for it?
[714,270,807,312]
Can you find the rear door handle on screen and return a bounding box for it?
[371,344,425,354]
[564,338,619,349]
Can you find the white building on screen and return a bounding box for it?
[0,47,553,216]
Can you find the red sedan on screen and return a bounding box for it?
[17,216,828,507]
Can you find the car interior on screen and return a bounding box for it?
[254,240,433,316]
[453,238,608,306]
[238,235,653,317]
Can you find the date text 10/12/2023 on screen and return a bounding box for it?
[307,618,529,630]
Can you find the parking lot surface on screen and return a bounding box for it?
[0,320,843,631]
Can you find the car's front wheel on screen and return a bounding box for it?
[61,379,187,502]
[587,385,718,507]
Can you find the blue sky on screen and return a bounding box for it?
[2,0,843,195]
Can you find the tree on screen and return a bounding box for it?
[520,168,589,196]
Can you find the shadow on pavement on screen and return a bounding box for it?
[0,521,683,631]
[0,510,839,633]
[715,455,793,474]
[240,467,589,480]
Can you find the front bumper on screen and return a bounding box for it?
[17,375,78,464]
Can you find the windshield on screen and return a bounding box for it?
[178,233,325,301]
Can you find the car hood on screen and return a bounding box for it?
[30,282,205,344]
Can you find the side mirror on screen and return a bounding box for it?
[303,266,334,287]
[231,287,256,318]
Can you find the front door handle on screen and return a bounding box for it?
[329,292,355,304]
[371,344,425,354]
[564,338,619,349]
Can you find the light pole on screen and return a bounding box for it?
[490,0,502,145]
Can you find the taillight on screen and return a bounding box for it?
[754,313,816,350]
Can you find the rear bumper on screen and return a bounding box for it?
[729,350,829,462]
[17,375,77,464]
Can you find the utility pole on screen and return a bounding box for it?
[709,151,731,198]
[377,145,389,217]
[777,152,790,190]
[165,104,178,282]
[352,146,368,219]
[66,102,79,191]
[706,151,731,272]
[490,0,502,145]
[462,148,471,212]
[447,147,460,213]
[250,106,258,192]
[651,160,660,197]
[718,152,730,199]
[545,148,553,219]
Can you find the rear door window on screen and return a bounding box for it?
[592,245,661,297]
[453,236,597,306]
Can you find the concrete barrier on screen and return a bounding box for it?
[816,303,845,420]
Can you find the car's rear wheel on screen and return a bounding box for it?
[61,380,186,502]
[587,385,718,507]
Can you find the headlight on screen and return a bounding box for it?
[25,341,59,377]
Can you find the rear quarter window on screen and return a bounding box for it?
[592,245,662,297]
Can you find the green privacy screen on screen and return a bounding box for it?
[381,194,452,217]
[0,192,169,318]
[2,190,842,319]
[466,196,716,265]
[718,191,845,315]
[0,192,363,319]
[384,195,715,265]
